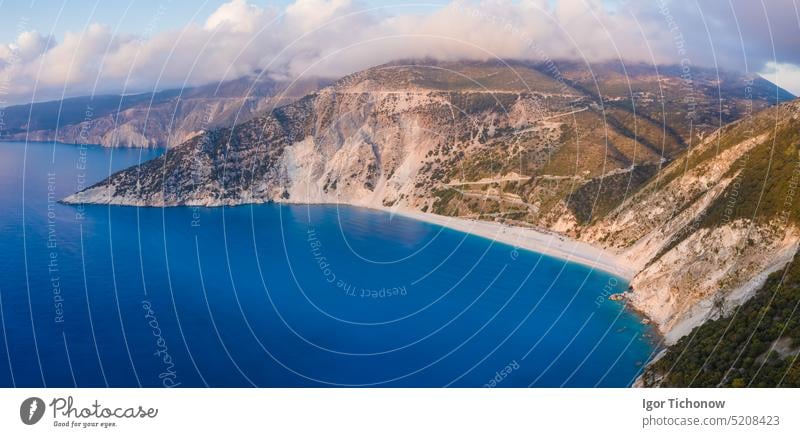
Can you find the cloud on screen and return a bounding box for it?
[284,0,356,33]
[274,0,675,77]
[0,0,797,105]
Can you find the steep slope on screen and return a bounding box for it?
[0,75,327,148]
[582,100,800,344]
[641,249,800,387]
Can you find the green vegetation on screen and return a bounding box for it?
[701,121,800,228]
[446,92,520,115]
[566,164,660,224]
[653,104,794,191]
[644,251,800,387]
[451,131,557,181]
[431,188,462,215]
[412,63,571,93]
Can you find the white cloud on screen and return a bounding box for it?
[0,0,797,105]
[204,0,268,33]
[285,0,355,33]
[760,62,800,96]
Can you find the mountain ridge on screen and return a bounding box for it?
[0,75,329,148]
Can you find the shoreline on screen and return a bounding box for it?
[381,207,636,281]
[59,194,636,280]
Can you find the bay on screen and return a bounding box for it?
[0,141,656,387]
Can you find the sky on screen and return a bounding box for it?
[0,0,798,105]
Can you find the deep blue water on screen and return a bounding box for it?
[0,141,656,387]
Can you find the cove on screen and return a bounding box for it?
[0,141,656,387]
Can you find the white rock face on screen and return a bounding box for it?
[276,90,447,208]
[630,221,798,343]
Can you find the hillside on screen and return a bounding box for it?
[62,61,800,384]
[0,75,328,148]
[641,249,800,387]
[62,60,788,211]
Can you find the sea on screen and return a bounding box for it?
[0,141,656,387]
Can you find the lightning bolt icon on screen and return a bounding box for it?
[28,399,38,421]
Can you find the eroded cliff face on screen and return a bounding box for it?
[581,100,800,343]
[63,60,799,347]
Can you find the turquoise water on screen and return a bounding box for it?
[0,141,655,387]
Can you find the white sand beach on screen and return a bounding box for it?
[384,207,635,280]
